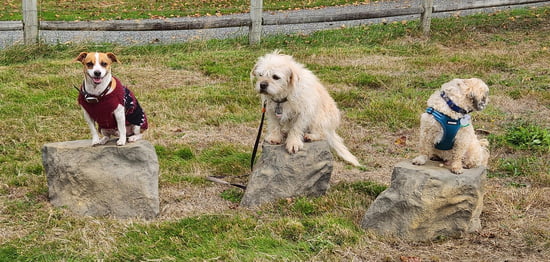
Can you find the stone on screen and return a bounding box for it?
[361,160,486,241]
[240,141,333,207]
[42,139,159,219]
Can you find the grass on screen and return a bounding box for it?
[0,5,549,262]
[1,0,387,21]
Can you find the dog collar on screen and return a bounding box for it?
[78,80,116,103]
[271,97,288,119]
[440,91,470,114]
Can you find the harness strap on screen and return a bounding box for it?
[426,107,461,150]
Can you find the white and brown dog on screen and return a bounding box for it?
[251,51,360,166]
[412,78,490,174]
[75,52,148,146]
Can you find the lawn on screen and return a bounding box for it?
[0,5,549,262]
[2,0,387,21]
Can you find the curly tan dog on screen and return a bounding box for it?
[412,78,490,174]
[251,51,360,166]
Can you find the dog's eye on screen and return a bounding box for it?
[86,62,93,68]
[100,62,108,67]
[272,75,280,80]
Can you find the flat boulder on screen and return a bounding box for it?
[240,141,333,207]
[361,160,486,241]
[42,139,159,219]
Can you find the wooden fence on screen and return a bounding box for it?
[9,0,550,45]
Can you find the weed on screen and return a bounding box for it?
[292,197,318,216]
[332,181,387,197]
[220,188,244,203]
[175,147,195,160]
[493,157,539,177]
[490,123,550,152]
[198,144,251,176]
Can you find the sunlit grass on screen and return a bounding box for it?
[0,6,549,261]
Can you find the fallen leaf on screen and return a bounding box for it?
[395,136,407,146]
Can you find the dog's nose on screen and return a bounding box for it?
[260,81,268,90]
[93,71,101,77]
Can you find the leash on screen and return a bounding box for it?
[250,100,267,171]
[205,100,266,190]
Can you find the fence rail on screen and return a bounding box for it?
[2,0,550,46]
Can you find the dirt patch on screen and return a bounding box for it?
[491,95,550,127]
[159,183,238,219]
[114,61,223,91]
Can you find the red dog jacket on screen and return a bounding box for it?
[78,77,148,134]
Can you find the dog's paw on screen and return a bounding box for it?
[265,133,283,144]
[92,136,109,146]
[116,138,126,146]
[304,133,321,142]
[285,138,304,154]
[128,134,142,142]
[412,155,427,165]
[450,163,464,174]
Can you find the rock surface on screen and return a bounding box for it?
[42,139,159,219]
[361,160,486,241]
[240,141,333,207]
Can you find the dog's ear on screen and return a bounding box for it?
[462,78,483,98]
[250,63,258,79]
[288,64,300,88]
[75,52,88,62]
[106,52,119,64]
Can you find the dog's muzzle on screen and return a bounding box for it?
[259,81,268,93]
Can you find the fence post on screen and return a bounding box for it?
[249,0,263,45]
[420,0,434,36]
[22,0,39,44]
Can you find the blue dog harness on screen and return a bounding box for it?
[425,91,472,150]
[426,107,462,150]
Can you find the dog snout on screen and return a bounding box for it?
[93,71,101,77]
[259,81,269,92]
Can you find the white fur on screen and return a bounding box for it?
[251,51,360,166]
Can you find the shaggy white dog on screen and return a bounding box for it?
[251,51,360,166]
[412,78,490,174]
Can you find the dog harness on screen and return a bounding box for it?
[78,77,148,133]
[425,91,473,150]
[426,107,461,150]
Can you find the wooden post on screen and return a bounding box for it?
[249,0,263,45]
[22,0,39,44]
[421,0,434,36]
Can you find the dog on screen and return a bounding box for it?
[251,51,360,166]
[412,78,490,174]
[75,52,148,146]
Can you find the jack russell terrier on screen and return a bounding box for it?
[75,52,148,146]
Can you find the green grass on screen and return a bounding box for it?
[0,5,549,261]
[1,0,388,21]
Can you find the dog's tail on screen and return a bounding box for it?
[326,131,361,167]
